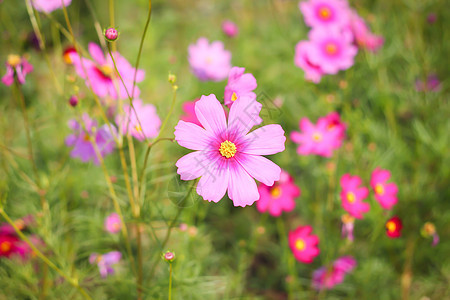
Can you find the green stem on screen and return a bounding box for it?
[277,218,296,299]
[168,263,173,300]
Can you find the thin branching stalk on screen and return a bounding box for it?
[168,262,173,300]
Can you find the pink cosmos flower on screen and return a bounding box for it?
[288,225,320,263]
[349,11,384,52]
[31,0,72,13]
[70,43,144,99]
[290,112,346,157]
[2,54,33,86]
[65,113,116,165]
[341,214,355,242]
[299,0,350,29]
[224,67,257,106]
[294,41,325,83]
[104,213,122,234]
[257,170,300,217]
[174,94,286,206]
[370,167,398,210]
[180,100,202,127]
[385,216,402,239]
[307,26,358,75]
[222,20,239,37]
[0,235,31,259]
[340,174,370,219]
[115,99,161,141]
[89,251,122,278]
[312,256,356,290]
[188,38,231,81]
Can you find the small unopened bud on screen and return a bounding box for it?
[69,96,78,107]
[163,251,175,262]
[104,27,119,42]
[168,73,176,84]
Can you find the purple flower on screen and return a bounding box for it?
[188,38,231,81]
[65,113,116,165]
[2,54,33,86]
[89,251,122,278]
[312,256,356,290]
[415,74,441,92]
[224,67,257,107]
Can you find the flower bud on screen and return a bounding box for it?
[69,96,78,107]
[168,73,176,84]
[104,27,119,42]
[163,251,175,262]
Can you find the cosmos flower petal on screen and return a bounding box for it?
[236,154,281,186]
[227,162,259,207]
[194,94,227,136]
[174,120,215,151]
[240,124,286,155]
[227,96,262,137]
[197,158,229,203]
[176,151,215,181]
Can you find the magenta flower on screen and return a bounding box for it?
[104,213,122,234]
[290,113,345,157]
[370,167,398,210]
[2,54,33,86]
[222,20,239,37]
[180,100,202,127]
[288,225,320,263]
[224,67,257,106]
[188,38,231,81]
[307,26,358,74]
[65,113,116,165]
[115,99,161,141]
[312,256,356,290]
[89,251,122,278]
[299,0,350,29]
[174,94,286,206]
[294,41,324,83]
[341,214,355,242]
[340,174,370,219]
[349,11,384,52]
[31,0,72,13]
[415,74,441,92]
[71,43,144,99]
[0,234,31,259]
[257,170,300,217]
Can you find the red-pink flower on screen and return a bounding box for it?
[299,0,350,29]
[312,256,356,290]
[174,94,286,206]
[188,38,231,81]
[31,0,72,13]
[180,100,202,127]
[222,20,239,38]
[257,170,300,217]
[349,11,384,52]
[224,67,257,106]
[294,41,324,83]
[385,216,402,239]
[340,174,370,219]
[2,54,33,86]
[288,225,320,263]
[370,167,398,210]
[104,213,122,234]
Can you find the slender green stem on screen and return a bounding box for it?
[83,0,107,51]
[277,218,296,299]
[168,263,173,300]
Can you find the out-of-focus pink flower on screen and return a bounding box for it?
[180,100,202,127]
[288,225,320,263]
[341,214,355,242]
[222,20,239,37]
[188,38,231,81]
[31,0,72,13]
[312,256,356,290]
[104,213,122,234]
[115,99,161,141]
[70,43,144,99]
[370,167,398,210]
[89,251,122,278]
[421,222,439,246]
[257,170,300,217]
[385,216,402,239]
[0,235,30,259]
[2,54,33,86]
[340,174,370,219]
[224,67,257,106]
[299,0,350,29]
[65,113,116,165]
[349,11,384,52]
[294,41,325,83]
[307,26,358,75]
[427,13,437,24]
[415,74,441,92]
[174,94,285,206]
[63,46,77,65]
[290,112,346,157]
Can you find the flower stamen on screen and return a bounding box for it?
[219,140,237,158]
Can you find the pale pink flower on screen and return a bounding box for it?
[224,67,257,106]
[188,38,231,81]
[104,213,122,234]
[294,41,324,83]
[257,170,300,217]
[2,54,33,86]
[340,174,370,219]
[71,43,144,99]
[89,251,121,278]
[349,11,384,52]
[115,99,161,141]
[308,26,358,74]
[370,167,398,210]
[312,256,356,290]
[299,0,350,29]
[31,0,72,13]
[174,94,286,206]
[341,214,355,242]
[288,225,320,263]
[180,100,202,127]
[222,20,239,37]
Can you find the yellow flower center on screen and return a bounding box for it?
[231,92,238,102]
[0,241,12,253]
[386,221,396,232]
[341,214,355,224]
[423,222,435,235]
[319,7,331,20]
[295,239,305,251]
[325,43,338,55]
[96,255,104,263]
[375,184,384,195]
[100,65,113,77]
[135,124,142,132]
[63,53,73,64]
[312,132,322,142]
[83,133,91,142]
[112,222,121,231]
[346,192,356,203]
[205,57,213,64]
[219,140,237,158]
[270,186,282,198]
[7,54,21,67]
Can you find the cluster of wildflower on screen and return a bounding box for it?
[295,0,383,83]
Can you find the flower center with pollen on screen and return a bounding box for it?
[100,65,113,77]
[325,43,338,55]
[219,140,237,158]
[295,239,305,251]
[346,192,356,203]
[312,132,322,142]
[0,241,12,253]
[7,54,21,67]
[83,133,91,142]
[318,6,332,20]
[231,92,238,102]
[135,124,142,132]
[386,221,396,232]
[270,186,282,198]
[375,184,384,195]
